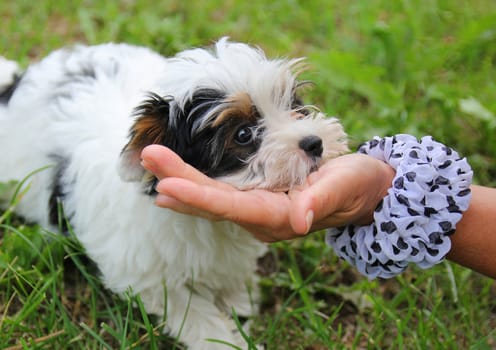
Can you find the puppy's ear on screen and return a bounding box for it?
[119,93,174,182]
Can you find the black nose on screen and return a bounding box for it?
[299,135,323,158]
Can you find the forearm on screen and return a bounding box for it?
[447,185,496,279]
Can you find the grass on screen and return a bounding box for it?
[1,0,496,348]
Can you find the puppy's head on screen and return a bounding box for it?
[119,38,348,192]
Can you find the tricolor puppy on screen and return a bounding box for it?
[0,39,347,349]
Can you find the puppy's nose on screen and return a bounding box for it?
[299,135,323,158]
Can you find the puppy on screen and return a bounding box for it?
[0,38,347,349]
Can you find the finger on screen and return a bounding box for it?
[155,194,223,221]
[156,177,290,228]
[243,229,280,243]
[286,189,310,234]
[156,190,290,242]
[141,145,232,190]
[289,172,344,233]
[238,222,307,243]
[155,190,286,242]
[156,176,311,242]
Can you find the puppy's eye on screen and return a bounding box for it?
[234,126,253,146]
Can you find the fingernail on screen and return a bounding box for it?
[305,210,314,234]
[141,159,154,171]
[155,194,174,207]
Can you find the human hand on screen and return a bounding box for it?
[141,145,296,242]
[289,152,396,233]
[141,145,395,242]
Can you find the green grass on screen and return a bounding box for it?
[1,0,496,349]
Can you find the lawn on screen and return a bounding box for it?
[1,0,496,349]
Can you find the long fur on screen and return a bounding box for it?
[0,38,348,349]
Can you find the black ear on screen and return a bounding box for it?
[118,93,174,182]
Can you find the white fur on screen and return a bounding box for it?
[0,39,347,349]
[0,56,19,88]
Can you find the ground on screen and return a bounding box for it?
[1,1,495,349]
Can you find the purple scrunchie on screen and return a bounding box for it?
[326,135,473,279]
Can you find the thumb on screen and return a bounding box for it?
[288,189,317,234]
[289,176,342,234]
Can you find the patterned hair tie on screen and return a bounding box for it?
[326,134,473,279]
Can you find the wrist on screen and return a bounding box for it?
[356,157,395,225]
